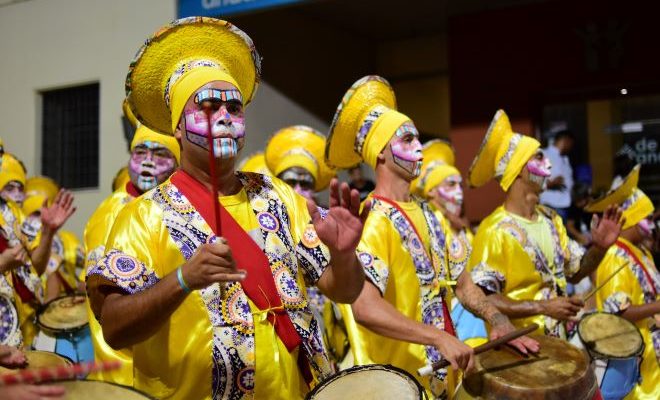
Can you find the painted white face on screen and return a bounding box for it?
[183,88,245,159]
[526,151,552,189]
[638,216,655,238]
[0,181,25,205]
[390,122,423,177]
[128,142,177,192]
[279,167,316,200]
[435,175,463,216]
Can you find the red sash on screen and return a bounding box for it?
[615,239,658,297]
[125,181,141,198]
[371,195,456,336]
[170,170,302,351]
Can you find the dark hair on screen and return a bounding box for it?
[554,129,575,142]
[572,182,591,202]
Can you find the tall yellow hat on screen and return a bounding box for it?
[238,152,270,175]
[266,125,336,191]
[468,110,540,191]
[112,166,130,192]
[122,98,139,128]
[411,139,461,197]
[25,176,59,204]
[125,17,261,135]
[325,75,416,170]
[585,165,653,230]
[22,194,46,217]
[0,153,26,189]
[130,124,181,164]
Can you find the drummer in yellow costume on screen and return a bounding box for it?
[586,165,659,400]
[0,153,75,347]
[411,140,487,348]
[326,76,537,399]
[467,109,623,338]
[86,17,367,400]
[83,114,180,386]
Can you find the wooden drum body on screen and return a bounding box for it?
[457,334,598,400]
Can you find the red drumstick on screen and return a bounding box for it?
[202,101,222,234]
[0,360,121,386]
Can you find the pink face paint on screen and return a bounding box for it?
[390,122,423,177]
[128,142,177,192]
[526,152,552,188]
[638,217,654,237]
[0,181,25,205]
[279,168,316,200]
[435,175,463,216]
[183,92,245,159]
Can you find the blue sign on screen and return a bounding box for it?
[178,0,306,18]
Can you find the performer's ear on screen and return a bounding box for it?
[173,119,183,140]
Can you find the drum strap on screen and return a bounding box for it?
[615,240,657,297]
[372,195,456,336]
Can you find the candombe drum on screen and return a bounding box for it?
[58,380,153,399]
[577,312,644,400]
[306,364,427,400]
[35,294,94,364]
[0,350,71,374]
[455,334,599,400]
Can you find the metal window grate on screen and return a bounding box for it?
[41,83,99,189]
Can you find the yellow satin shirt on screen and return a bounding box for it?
[468,206,584,338]
[82,186,135,385]
[595,238,659,400]
[342,197,465,399]
[87,173,332,400]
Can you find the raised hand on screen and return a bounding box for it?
[40,189,76,232]
[591,205,624,249]
[307,178,370,255]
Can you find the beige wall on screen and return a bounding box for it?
[0,0,328,236]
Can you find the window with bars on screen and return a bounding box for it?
[41,83,99,189]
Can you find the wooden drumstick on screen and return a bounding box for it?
[417,323,539,377]
[0,360,121,386]
[582,263,628,302]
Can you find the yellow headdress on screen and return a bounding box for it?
[125,17,261,135]
[266,126,336,191]
[0,153,26,189]
[468,110,540,191]
[22,194,46,217]
[411,139,461,198]
[325,75,416,170]
[130,124,181,164]
[237,152,270,175]
[585,165,653,230]
[112,166,130,192]
[25,176,59,204]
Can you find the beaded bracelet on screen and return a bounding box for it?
[176,266,192,294]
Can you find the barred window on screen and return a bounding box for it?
[41,83,99,189]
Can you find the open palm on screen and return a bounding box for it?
[40,189,76,232]
[591,205,623,249]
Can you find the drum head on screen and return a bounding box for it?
[463,335,597,400]
[307,364,424,400]
[0,350,71,374]
[37,294,88,332]
[578,312,644,359]
[59,380,153,399]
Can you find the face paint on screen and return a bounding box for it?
[526,152,552,188]
[25,214,41,231]
[129,142,177,192]
[435,175,464,216]
[279,168,316,200]
[638,217,655,237]
[390,122,423,177]
[0,181,25,205]
[184,89,245,159]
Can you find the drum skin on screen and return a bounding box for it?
[37,294,88,333]
[577,312,644,360]
[58,380,153,399]
[306,364,425,400]
[0,350,71,374]
[459,335,598,400]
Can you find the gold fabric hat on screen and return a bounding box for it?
[130,124,181,164]
[22,194,46,217]
[266,125,336,191]
[411,139,460,197]
[25,176,59,204]
[125,17,261,135]
[238,152,270,175]
[325,75,414,169]
[585,165,653,230]
[112,166,130,192]
[122,98,138,128]
[468,109,540,191]
[0,154,26,189]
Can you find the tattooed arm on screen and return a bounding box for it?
[455,272,539,353]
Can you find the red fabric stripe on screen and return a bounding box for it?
[170,170,302,351]
[615,240,657,297]
[124,181,141,198]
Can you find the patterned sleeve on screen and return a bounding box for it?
[468,227,507,294]
[86,199,161,320]
[440,216,469,281]
[552,211,586,278]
